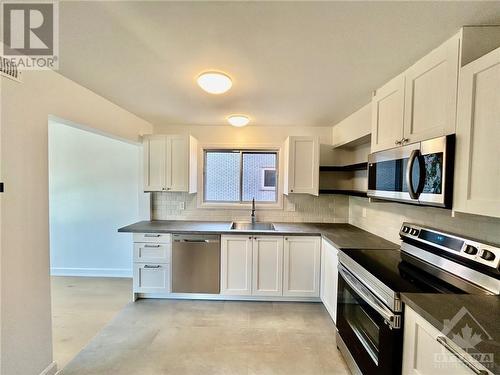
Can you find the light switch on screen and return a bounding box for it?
[179,202,185,210]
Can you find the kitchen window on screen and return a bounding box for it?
[203,150,278,204]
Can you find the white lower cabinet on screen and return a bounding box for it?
[283,236,321,297]
[320,239,339,323]
[221,235,320,299]
[133,263,170,293]
[252,236,284,296]
[403,306,480,375]
[220,235,253,295]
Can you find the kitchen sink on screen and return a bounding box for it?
[230,222,275,231]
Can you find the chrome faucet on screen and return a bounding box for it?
[251,198,256,223]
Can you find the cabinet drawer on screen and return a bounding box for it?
[133,233,171,244]
[133,243,171,263]
[133,263,170,293]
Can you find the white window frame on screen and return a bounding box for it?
[197,143,283,210]
[260,168,277,191]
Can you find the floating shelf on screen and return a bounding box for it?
[319,162,368,172]
[319,189,367,197]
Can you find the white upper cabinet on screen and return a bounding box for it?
[143,134,197,193]
[252,236,284,296]
[283,236,321,297]
[371,74,406,152]
[403,35,460,144]
[283,136,319,196]
[454,47,500,218]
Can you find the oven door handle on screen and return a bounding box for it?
[339,265,401,329]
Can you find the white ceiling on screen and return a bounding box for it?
[58,1,500,127]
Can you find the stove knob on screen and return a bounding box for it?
[464,245,478,255]
[411,229,420,236]
[481,250,496,261]
[402,226,410,233]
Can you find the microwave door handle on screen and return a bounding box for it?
[338,265,400,329]
[406,149,425,200]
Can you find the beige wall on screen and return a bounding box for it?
[0,71,152,375]
[349,197,500,245]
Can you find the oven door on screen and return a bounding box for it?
[337,264,402,375]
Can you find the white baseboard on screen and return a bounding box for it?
[40,361,58,375]
[51,267,132,278]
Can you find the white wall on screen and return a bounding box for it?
[49,123,146,278]
[0,70,153,375]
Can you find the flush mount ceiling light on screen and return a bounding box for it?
[227,115,250,127]
[197,71,232,94]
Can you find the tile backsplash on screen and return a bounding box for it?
[152,193,349,223]
[349,197,500,245]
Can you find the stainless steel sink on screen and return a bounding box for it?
[230,222,275,231]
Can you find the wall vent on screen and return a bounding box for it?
[0,57,22,82]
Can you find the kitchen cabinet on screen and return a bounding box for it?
[371,73,406,152]
[402,35,460,144]
[372,34,459,152]
[283,136,319,195]
[133,263,171,294]
[220,235,253,295]
[403,305,481,375]
[252,236,284,296]
[283,236,321,297]
[133,233,171,297]
[143,134,197,193]
[454,47,500,218]
[320,239,339,323]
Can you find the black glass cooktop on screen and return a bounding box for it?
[340,248,466,294]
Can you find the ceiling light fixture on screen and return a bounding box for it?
[227,115,250,127]
[197,71,232,94]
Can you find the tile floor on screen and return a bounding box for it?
[60,298,349,375]
[51,276,132,369]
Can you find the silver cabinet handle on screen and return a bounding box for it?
[144,265,161,269]
[144,244,161,248]
[339,264,400,329]
[401,137,409,144]
[395,139,402,145]
[144,234,161,238]
[436,336,488,375]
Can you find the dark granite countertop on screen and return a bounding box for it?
[402,293,500,374]
[118,220,398,250]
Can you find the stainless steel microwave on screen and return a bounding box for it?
[367,135,455,208]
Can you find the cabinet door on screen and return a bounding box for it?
[454,47,500,218]
[220,235,253,295]
[252,236,283,296]
[166,135,189,192]
[133,263,170,293]
[403,35,460,143]
[371,74,405,152]
[320,239,339,323]
[143,136,166,191]
[286,136,319,195]
[403,306,478,375]
[283,236,321,297]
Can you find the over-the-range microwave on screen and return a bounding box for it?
[367,135,455,208]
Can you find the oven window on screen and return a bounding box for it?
[343,288,380,364]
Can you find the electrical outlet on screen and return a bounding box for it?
[362,207,367,218]
[179,202,185,210]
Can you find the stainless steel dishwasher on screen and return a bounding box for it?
[171,234,220,294]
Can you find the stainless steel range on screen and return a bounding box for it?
[336,223,500,375]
